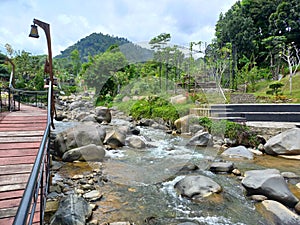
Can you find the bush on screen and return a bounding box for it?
[130,96,179,123]
[199,117,259,147]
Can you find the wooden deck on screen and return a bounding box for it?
[0,104,47,225]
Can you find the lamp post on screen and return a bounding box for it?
[29,18,55,128]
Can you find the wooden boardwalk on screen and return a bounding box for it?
[0,104,47,225]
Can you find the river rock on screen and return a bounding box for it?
[83,190,102,201]
[186,131,213,147]
[50,194,92,225]
[174,175,222,199]
[69,101,84,111]
[138,118,155,127]
[170,94,187,104]
[53,122,106,157]
[177,223,198,225]
[104,129,126,148]
[109,222,131,225]
[221,145,253,160]
[281,172,300,179]
[125,136,146,149]
[295,202,300,214]
[264,128,300,155]
[241,169,299,207]
[81,114,97,122]
[62,144,106,162]
[95,106,112,123]
[209,162,234,173]
[261,200,300,225]
[250,195,268,201]
[174,114,200,133]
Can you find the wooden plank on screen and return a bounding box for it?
[0,137,42,143]
[0,149,37,158]
[0,207,18,219]
[0,131,44,137]
[0,174,29,186]
[0,126,46,132]
[0,190,24,201]
[0,142,41,150]
[0,164,33,175]
[0,198,21,209]
[0,155,36,165]
[0,183,26,192]
[0,137,43,143]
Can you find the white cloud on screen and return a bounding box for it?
[0,0,237,56]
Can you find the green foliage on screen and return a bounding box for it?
[130,96,179,123]
[199,117,259,147]
[215,0,300,74]
[83,46,127,98]
[266,82,284,96]
[199,117,213,131]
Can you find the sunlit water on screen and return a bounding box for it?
[52,119,300,225]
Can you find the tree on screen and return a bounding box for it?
[266,82,284,97]
[5,43,14,57]
[215,2,257,66]
[280,43,300,94]
[269,0,300,48]
[83,46,127,98]
[70,49,81,76]
[149,33,171,90]
[261,35,286,79]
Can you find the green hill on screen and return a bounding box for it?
[55,32,153,63]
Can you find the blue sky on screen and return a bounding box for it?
[0,0,237,56]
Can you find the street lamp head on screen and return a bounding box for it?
[29,24,39,38]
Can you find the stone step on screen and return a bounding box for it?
[191,104,300,122]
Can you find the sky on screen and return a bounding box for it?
[0,0,237,57]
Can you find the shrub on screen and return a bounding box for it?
[130,96,179,123]
[199,117,259,147]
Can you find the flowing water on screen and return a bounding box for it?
[52,119,300,225]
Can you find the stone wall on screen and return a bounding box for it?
[230,93,256,104]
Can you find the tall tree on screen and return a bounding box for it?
[83,46,127,97]
[280,43,300,94]
[149,33,171,90]
[269,0,300,48]
[70,49,81,76]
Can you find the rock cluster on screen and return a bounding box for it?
[49,92,300,224]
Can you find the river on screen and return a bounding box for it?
[52,118,300,225]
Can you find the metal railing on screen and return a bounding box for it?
[12,81,53,225]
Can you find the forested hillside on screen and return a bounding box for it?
[55,32,153,63]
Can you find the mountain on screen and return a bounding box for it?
[55,32,153,63]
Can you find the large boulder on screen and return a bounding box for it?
[125,136,146,149]
[104,129,126,148]
[261,200,300,225]
[264,128,300,155]
[53,122,106,157]
[62,144,106,162]
[209,162,234,173]
[174,114,201,133]
[186,131,213,147]
[170,94,187,104]
[95,106,112,123]
[241,169,299,207]
[50,194,92,225]
[174,175,222,199]
[221,145,254,160]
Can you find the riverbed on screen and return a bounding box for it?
[51,118,300,225]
